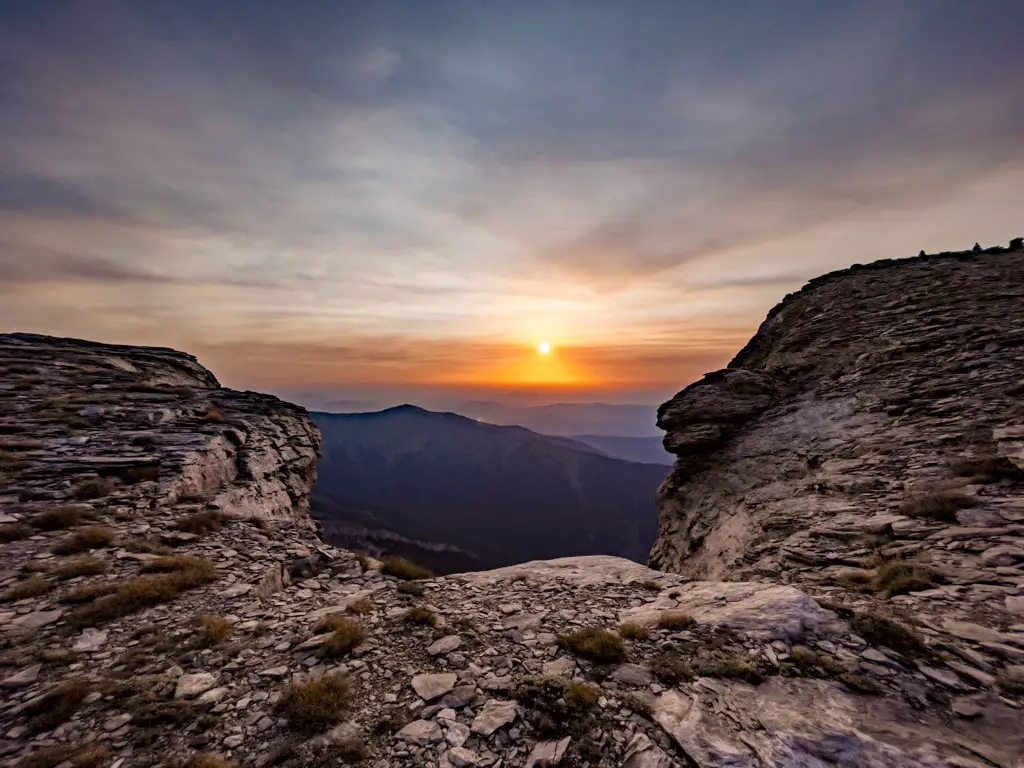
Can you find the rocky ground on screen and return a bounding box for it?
[2,327,1023,767]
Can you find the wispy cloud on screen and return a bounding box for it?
[0,1,1021,400]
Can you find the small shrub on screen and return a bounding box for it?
[513,676,599,738]
[194,614,233,646]
[277,673,352,734]
[23,677,91,734]
[657,613,696,630]
[642,580,663,591]
[619,622,650,640]
[176,510,227,535]
[557,627,626,664]
[1,574,54,601]
[32,506,84,530]
[140,555,211,573]
[380,556,432,581]
[998,668,1024,696]
[403,606,437,626]
[73,478,116,501]
[848,611,928,657]
[53,557,108,580]
[649,651,693,685]
[314,613,352,633]
[121,537,172,555]
[0,522,32,543]
[396,581,425,597]
[52,525,117,555]
[354,553,370,572]
[899,492,973,522]
[871,560,938,596]
[692,653,764,684]
[115,465,159,484]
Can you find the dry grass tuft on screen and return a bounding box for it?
[277,673,352,734]
[139,555,211,573]
[53,557,109,580]
[1,574,54,601]
[346,598,373,615]
[52,526,117,555]
[847,610,928,657]
[188,756,232,768]
[121,537,172,555]
[618,622,650,640]
[18,745,107,768]
[176,510,227,535]
[22,677,91,734]
[396,581,425,596]
[949,455,1023,484]
[73,477,116,501]
[194,614,233,646]
[557,627,626,664]
[320,619,366,659]
[871,559,938,596]
[513,676,600,738]
[130,433,159,448]
[998,668,1024,696]
[197,407,227,423]
[642,580,663,591]
[657,613,696,630]
[0,522,32,543]
[71,557,217,625]
[899,491,974,522]
[403,606,437,626]
[61,582,118,604]
[380,556,432,581]
[649,651,693,685]
[32,505,84,530]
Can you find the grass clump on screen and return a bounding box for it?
[32,505,84,530]
[320,619,366,659]
[61,582,118,604]
[73,478,116,501]
[949,455,1022,484]
[53,557,108,580]
[130,433,159,448]
[18,745,106,768]
[899,491,974,522]
[346,598,372,615]
[396,581,425,597]
[514,676,600,738]
[188,756,232,768]
[621,692,653,716]
[998,668,1024,696]
[838,672,882,695]
[121,537,172,555]
[557,627,626,664]
[642,580,663,591]
[71,557,217,625]
[691,653,764,684]
[22,677,91,734]
[139,555,212,573]
[194,614,233,646]
[844,610,928,657]
[871,559,938,596]
[380,556,432,581]
[277,673,352,734]
[1,575,53,601]
[403,606,437,626]
[176,510,227,535]
[197,407,226,423]
[52,525,117,555]
[0,522,32,543]
[657,613,696,630]
[649,651,693,685]
[619,622,650,641]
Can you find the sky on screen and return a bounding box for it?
[1,1,1022,410]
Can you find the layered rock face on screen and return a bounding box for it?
[2,330,1023,768]
[0,334,320,525]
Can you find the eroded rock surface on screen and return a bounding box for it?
[2,328,1022,767]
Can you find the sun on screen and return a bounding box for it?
[537,341,552,355]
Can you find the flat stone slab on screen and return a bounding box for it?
[619,581,825,641]
[396,719,443,745]
[471,699,517,735]
[412,672,457,701]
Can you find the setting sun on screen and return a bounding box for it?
[538,341,552,354]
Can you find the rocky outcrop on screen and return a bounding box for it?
[651,246,1024,762]
[3,330,1023,767]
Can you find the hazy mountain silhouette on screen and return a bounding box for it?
[569,435,672,465]
[456,401,660,438]
[310,405,664,571]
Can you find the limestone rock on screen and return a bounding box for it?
[621,733,673,768]
[1,664,41,689]
[470,699,517,735]
[411,672,458,701]
[396,719,443,745]
[526,736,571,767]
[175,673,218,699]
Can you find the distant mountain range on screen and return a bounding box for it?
[309,405,666,572]
[457,401,661,438]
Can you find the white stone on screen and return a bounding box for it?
[72,628,108,652]
[175,672,218,699]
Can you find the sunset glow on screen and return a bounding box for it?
[0,3,1021,411]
